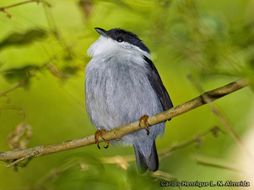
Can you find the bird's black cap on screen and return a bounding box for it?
[94,27,150,53]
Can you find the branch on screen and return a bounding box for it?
[0,81,24,97]
[159,126,221,159]
[0,0,49,18]
[188,76,254,159]
[34,127,218,188]
[0,79,249,165]
[0,0,39,10]
[101,126,221,169]
[194,155,243,172]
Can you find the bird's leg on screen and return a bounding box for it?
[139,115,150,135]
[95,129,109,149]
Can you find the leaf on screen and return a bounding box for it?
[210,126,222,137]
[0,28,47,50]
[2,64,41,83]
[46,64,81,80]
[62,65,81,76]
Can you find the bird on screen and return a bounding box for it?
[85,27,173,172]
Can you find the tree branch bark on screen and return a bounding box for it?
[0,79,249,165]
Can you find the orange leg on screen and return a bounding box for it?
[139,115,150,136]
[95,129,110,149]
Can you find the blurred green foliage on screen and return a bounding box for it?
[0,0,254,190]
[0,28,47,50]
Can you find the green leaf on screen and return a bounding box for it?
[2,65,41,83]
[0,28,47,50]
[62,65,81,77]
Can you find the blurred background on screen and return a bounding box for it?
[0,0,254,189]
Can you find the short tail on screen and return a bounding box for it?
[133,141,159,172]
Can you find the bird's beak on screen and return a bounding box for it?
[94,27,107,37]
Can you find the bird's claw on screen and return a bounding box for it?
[139,115,150,136]
[103,140,109,149]
[95,129,109,149]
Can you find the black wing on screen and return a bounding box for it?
[144,56,173,111]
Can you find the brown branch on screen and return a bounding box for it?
[188,75,254,160]
[34,127,217,189]
[0,0,49,17]
[0,81,24,97]
[0,79,249,165]
[101,126,221,169]
[159,126,221,159]
[194,155,243,172]
[0,0,39,10]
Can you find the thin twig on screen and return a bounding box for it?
[159,126,220,159]
[0,0,49,17]
[0,79,249,164]
[34,128,217,189]
[0,56,57,99]
[42,3,74,58]
[33,158,88,189]
[0,81,24,97]
[188,75,254,159]
[0,0,39,10]
[194,155,243,172]
[101,126,221,168]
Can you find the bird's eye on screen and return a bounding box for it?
[117,37,124,42]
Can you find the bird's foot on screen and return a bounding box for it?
[95,129,109,149]
[139,115,150,136]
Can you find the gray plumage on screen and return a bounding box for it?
[85,28,173,172]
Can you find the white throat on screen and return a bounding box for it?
[87,36,150,58]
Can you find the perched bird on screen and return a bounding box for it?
[85,27,173,172]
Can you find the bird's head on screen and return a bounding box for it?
[87,27,150,57]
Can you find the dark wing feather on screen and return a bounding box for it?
[144,56,173,111]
